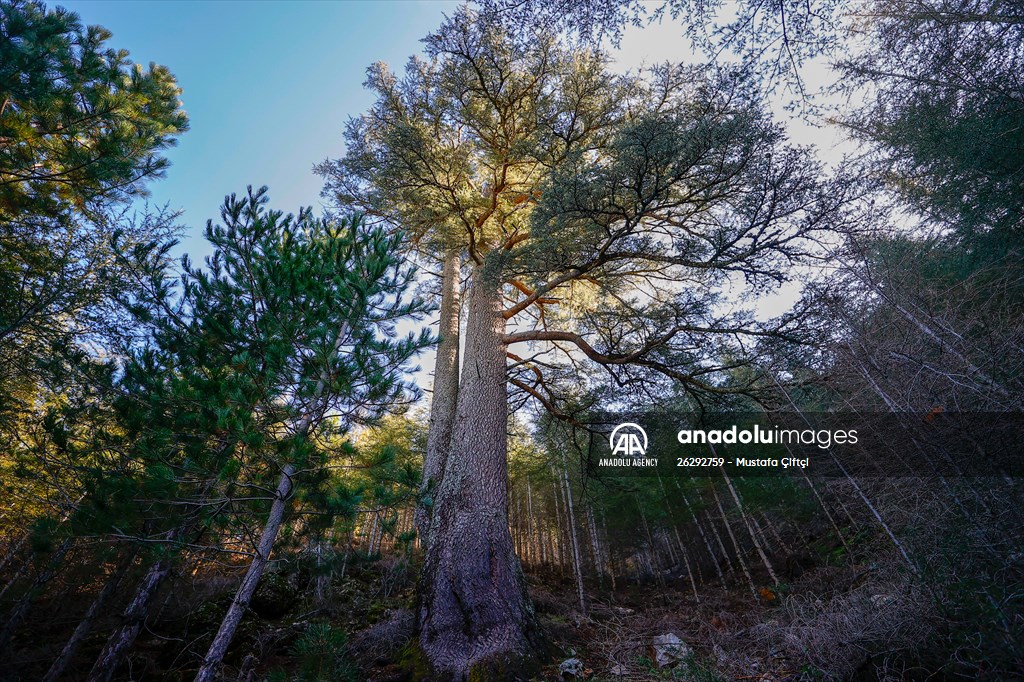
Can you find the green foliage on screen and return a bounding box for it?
[840,0,1024,244]
[4,185,434,585]
[480,0,842,95]
[119,185,428,480]
[0,0,187,221]
[288,622,359,682]
[0,1,187,538]
[0,0,187,389]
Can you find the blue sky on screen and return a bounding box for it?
[55,1,846,383]
[59,0,460,261]
[58,1,845,263]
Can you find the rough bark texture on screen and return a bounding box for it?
[194,464,295,682]
[87,552,174,682]
[86,476,221,682]
[417,251,462,546]
[418,262,542,680]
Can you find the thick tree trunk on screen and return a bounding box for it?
[194,464,295,682]
[417,251,462,546]
[418,263,542,680]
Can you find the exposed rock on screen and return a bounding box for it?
[871,593,896,608]
[650,633,691,667]
[559,656,585,678]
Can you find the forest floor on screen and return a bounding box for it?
[7,554,906,681]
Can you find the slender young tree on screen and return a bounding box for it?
[194,196,431,681]
[82,188,430,681]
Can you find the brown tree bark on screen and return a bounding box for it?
[418,264,542,679]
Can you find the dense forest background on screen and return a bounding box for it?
[1,0,1022,680]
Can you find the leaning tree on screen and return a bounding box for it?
[319,7,848,677]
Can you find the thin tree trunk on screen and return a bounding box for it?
[340,529,353,579]
[600,510,616,591]
[677,483,728,587]
[194,464,295,682]
[656,476,701,596]
[0,533,28,577]
[525,476,539,566]
[44,551,135,682]
[0,538,73,655]
[513,484,523,560]
[717,462,779,586]
[711,484,756,596]
[197,313,354,680]
[559,452,587,616]
[416,251,462,546]
[674,528,700,602]
[312,535,330,611]
[757,512,793,556]
[550,467,566,574]
[585,506,604,581]
[0,554,29,603]
[87,551,176,682]
[847,258,1010,400]
[795,459,851,555]
[86,464,226,681]
[772,376,919,572]
[635,497,665,587]
[705,509,736,579]
[368,511,381,556]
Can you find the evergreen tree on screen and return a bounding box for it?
[320,7,847,677]
[0,0,187,444]
[78,187,431,681]
[838,0,1024,246]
